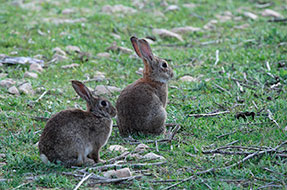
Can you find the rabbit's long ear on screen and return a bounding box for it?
[137,39,154,63]
[130,36,142,58]
[71,80,93,104]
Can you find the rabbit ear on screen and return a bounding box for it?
[71,80,93,104]
[137,39,154,63]
[130,36,142,58]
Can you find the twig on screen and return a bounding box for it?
[105,151,130,164]
[35,90,49,103]
[189,110,230,118]
[169,125,181,141]
[87,161,167,171]
[88,175,142,185]
[268,18,287,22]
[31,116,49,121]
[266,61,271,71]
[123,138,170,145]
[155,141,159,152]
[200,178,213,190]
[266,109,280,129]
[73,173,93,190]
[225,140,239,146]
[149,179,181,183]
[219,140,287,170]
[257,183,282,189]
[214,50,219,66]
[213,83,232,96]
[163,168,215,190]
[166,141,287,189]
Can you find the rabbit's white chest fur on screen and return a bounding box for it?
[84,144,93,157]
[103,120,113,146]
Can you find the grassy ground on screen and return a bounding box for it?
[1,0,287,189]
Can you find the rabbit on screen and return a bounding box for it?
[38,80,116,167]
[116,36,174,136]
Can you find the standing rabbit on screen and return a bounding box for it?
[38,80,116,167]
[116,36,173,136]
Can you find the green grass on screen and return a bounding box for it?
[1,0,287,189]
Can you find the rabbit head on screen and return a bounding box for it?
[71,80,116,118]
[131,36,174,83]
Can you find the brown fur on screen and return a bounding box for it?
[116,37,173,136]
[38,81,116,167]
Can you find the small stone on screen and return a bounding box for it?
[36,87,46,93]
[95,85,121,95]
[66,45,81,53]
[243,12,258,20]
[106,42,133,54]
[52,54,68,63]
[101,4,137,14]
[234,24,250,29]
[136,67,143,75]
[165,5,180,12]
[0,73,8,78]
[61,63,80,69]
[111,33,121,39]
[261,9,282,18]
[97,52,110,58]
[18,82,35,95]
[0,54,7,59]
[171,26,201,34]
[24,71,38,78]
[143,152,165,160]
[93,71,106,81]
[152,28,183,42]
[8,86,20,96]
[0,78,16,88]
[33,54,44,59]
[143,38,155,45]
[179,76,198,82]
[62,8,76,15]
[203,19,218,30]
[53,47,66,56]
[103,168,131,178]
[118,47,133,54]
[183,3,196,9]
[29,63,43,73]
[135,143,149,152]
[108,145,128,153]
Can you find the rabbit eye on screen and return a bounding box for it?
[100,100,108,107]
[161,62,168,68]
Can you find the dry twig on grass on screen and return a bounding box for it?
[189,110,230,118]
[73,173,93,190]
[165,141,287,189]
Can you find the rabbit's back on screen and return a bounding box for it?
[116,80,167,135]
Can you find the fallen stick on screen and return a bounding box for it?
[268,18,287,22]
[219,140,287,170]
[213,83,232,96]
[189,110,230,118]
[163,168,215,190]
[35,90,49,103]
[266,109,281,129]
[87,161,167,171]
[165,141,287,189]
[105,151,130,164]
[73,173,93,190]
[88,175,143,185]
[214,50,219,66]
